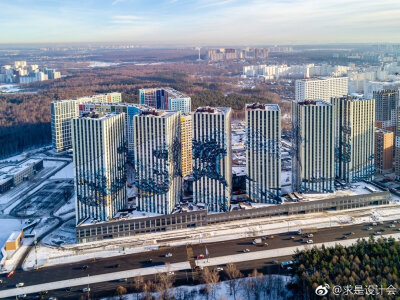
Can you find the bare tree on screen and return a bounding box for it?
[224,263,243,300]
[133,276,144,299]
[116,285,127,299]
[202,267,220,300]
[156,271,175,300]
[249,269,264,300]
[142,280,154,300]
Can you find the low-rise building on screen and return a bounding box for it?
[0,159,44,194]
[5,230,23,251]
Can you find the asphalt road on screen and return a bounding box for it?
[2,219,400,300]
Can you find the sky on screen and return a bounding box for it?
[1,0,400,45]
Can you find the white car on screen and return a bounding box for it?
[167,271,175,275]
[216,267,224,272]
[242,248,250,253]
[82,287,91,293]
[16,282,24,288]
[307,234,314,238]
[306,240,313,244]
[165,253,172,258]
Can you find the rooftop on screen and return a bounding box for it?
[194,106,231,114]
[6,230,22,243]
[138,108,177,118]
[297,100,332,106]
[140,87,189,99]
[0,159,43,183]
[297,76,348,82]
[246,103,280,111]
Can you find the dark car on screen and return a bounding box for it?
[81,265,88,270]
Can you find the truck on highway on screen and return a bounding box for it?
[297,228,318,235]
[252,238,262,245]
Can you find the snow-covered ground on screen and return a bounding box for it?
[51,162,74,179]
[103,275,294,300]
[89,61,120,68]
[42,219,76,246]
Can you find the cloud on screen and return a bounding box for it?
[111,15,144,24]
[112,0,126,5]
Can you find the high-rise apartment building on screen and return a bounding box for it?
[139,88,191,114]
[51,100,79,152]
[333,96,375,183]
[133,109,181,214]
[192,107,232,212]
[78,102,146,156]
[72,112,126,223]
[51,93,122,152]
[375,128,394,174]
[295,77,348,102]
[374,90,399,132]
[245,103,281,204]
[181,114,193,177]
[292,100,335,193]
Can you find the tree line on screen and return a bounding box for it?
[293,236,400,299]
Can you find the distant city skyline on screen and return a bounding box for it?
[1,0,400,44]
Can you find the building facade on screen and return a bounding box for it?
[292,100,335,193]
[133,109,181,214]
[181,114,193,178]
[333,96,375,183]
[374,90,398,131]
[295,77,348,103]
[375,128,394,174]
[245,103,281,203]
[77,102,145,156]
[51,93,122,152]
[192,107,232,212]
[51,100,79,152]
[139,88,191,114]
[72,112,127,223]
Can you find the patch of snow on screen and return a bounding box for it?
[51,162,74,179]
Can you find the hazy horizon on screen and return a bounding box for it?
[1,0,400,45]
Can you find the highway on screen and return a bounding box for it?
[1,219,399,299]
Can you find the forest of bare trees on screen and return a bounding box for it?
[106,263,294,300]
[0,62,289,158]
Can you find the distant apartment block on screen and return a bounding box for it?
[239,48,269,59]
[72,112,126,223]
[243,64,350,80]
[333,96,375,183]
[133,109,181,214]
[139,88,191,114]
[292,100,335,193]
[192,107,232,212]
[181,114,193,177]
[245,103,281,204]
[0,159,43,194]
[375,128,394,174]
[0,60,62,84]
[295,77,348,102]
[51,93,122,152]
[207,48,238,61]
